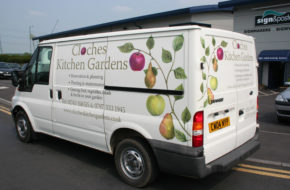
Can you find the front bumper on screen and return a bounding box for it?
[275,102,290,118]
[0,72,11,78]
[149,128,260,178]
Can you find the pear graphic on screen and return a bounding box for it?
[145,62,156,88]
[213,57,218,72]
[159,113,175,140]
[207,88,214,104]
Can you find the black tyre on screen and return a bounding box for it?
[15,111,36,143]
[277,115,284,123]
[114,138,157,187]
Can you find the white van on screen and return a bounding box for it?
[11,26,260,187]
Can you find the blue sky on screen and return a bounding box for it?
[0,0,220,54]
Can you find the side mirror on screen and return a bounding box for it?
[11,71,22,87]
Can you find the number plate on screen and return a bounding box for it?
[209,117,230,133]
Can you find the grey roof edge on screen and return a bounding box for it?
[219,0,273,8]
[33,4,233,41]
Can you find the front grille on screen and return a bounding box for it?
[276,101,290,106]
[278,110,290,115]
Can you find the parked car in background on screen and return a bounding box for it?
[21,63,27,70]
[10,63,21,71]
[0,62,21,79]
[275,87,290,122]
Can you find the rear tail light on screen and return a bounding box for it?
[192,111,203,147]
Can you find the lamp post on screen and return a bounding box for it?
[29,25,34,53]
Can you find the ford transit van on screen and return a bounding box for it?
[11,26,260,187]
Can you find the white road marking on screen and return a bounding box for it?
[258,91,279,97]
[261,130,290,136]
[246,158,290,168]
[0,97,11,105]
[258,91,267,95]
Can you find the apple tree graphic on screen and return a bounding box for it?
[198,37,228,107]
[118,35,191,142]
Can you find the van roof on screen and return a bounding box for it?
[39,25,202,44]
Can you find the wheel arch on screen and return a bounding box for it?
[12,103,38,132]
[109,126,154,156]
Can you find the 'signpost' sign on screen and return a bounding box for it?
[255,10,290,26]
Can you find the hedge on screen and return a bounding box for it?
[0,53,31,64]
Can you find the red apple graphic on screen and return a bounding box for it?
[129,52,145,71]
[217,47,224,60]
[81,47,86,55]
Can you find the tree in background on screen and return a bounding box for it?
[0,53,31,64]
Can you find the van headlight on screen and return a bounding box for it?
[275,94,286,102]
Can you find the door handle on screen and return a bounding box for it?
[239,110,244,116]
[57,90,62,100]
[49,89,53,99]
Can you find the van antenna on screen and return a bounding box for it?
[51,19,59,33]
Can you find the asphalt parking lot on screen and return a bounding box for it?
[0,79,289,189]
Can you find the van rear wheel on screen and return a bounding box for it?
[15,111,36,143]
[114,138,157,187]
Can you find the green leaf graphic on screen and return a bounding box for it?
[181,107,191,124]
[175,129,187,142]
[174,67,187,79]
[144,67,158,76]
[212,37,216,46]
[146,36,154,50]
[173,35,184,52]
[205,46,210,56]
[204,99,208,108]
[200,83,204,93]
[162,48,172,63]
[221,41,228,48]
[201,56,206,63]
[174,84,184,101]
[200,37,205,49]
[118,43,134,53]
[202,72,206,80]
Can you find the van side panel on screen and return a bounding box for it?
[52,38,108,151]
[104,30,192,147]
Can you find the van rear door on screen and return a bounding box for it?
[199,30,257,164]
[199,32,238,164]
[234,39,257,147]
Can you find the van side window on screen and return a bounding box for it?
[36,47,52,84]
[23,48,38,91]
[22,46,53,91]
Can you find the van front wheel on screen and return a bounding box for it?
[15,111,35,143]
[114,138,157,187]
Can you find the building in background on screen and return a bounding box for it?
[34,5,233,41]
[34,0,290,89]
[220,0,290,89]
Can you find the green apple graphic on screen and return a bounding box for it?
[146,95,165,116]
[210,76,218,90]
